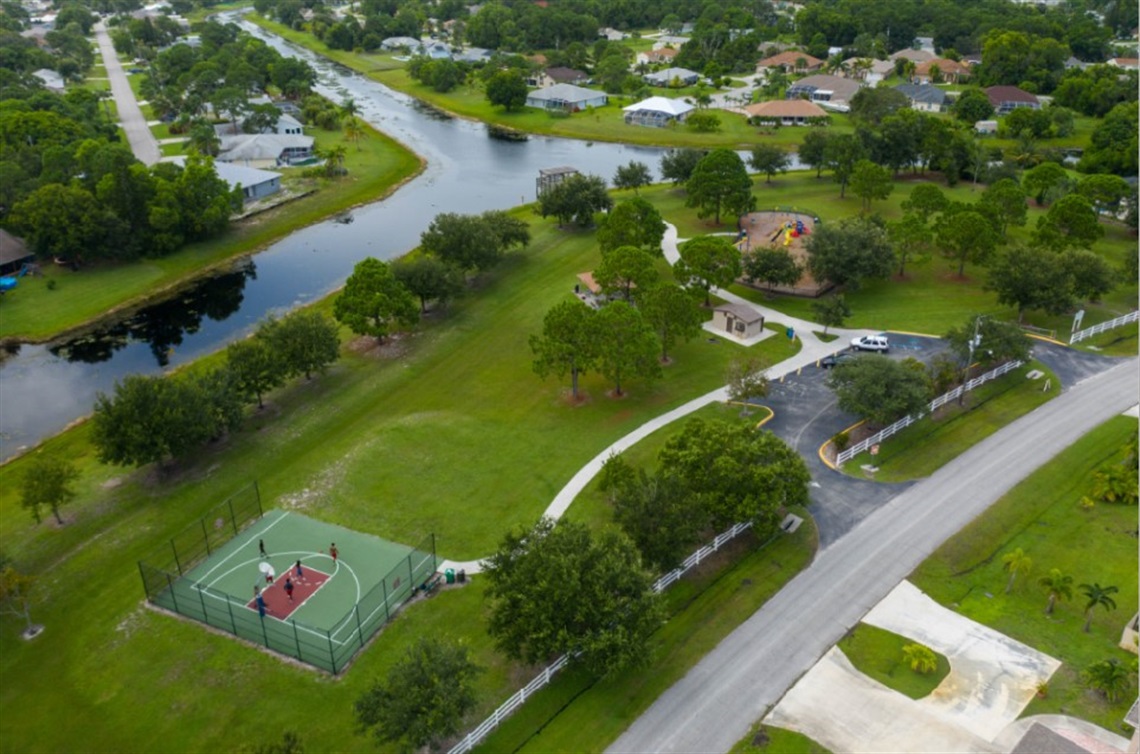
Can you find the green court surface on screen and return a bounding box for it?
[143,509,436,673]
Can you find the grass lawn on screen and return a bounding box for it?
[149,121,173,139]
[731,723,833,754]
[473,511,819,753]
[0,123,422,342]
[1077,321,1138,357]
[836,623,951,699]
[0,205,799,751]
[839,361,1060,482]
[909,415,1139,733]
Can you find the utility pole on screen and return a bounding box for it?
[959,314,984,406]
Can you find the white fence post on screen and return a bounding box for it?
[1070,310,1139,345]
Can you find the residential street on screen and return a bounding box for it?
[608,358,1138,754]
[94,21,161,165]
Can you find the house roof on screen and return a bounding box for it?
[527,83,605,104]
[743,99,827,118]
[889,48,934,63]
[787,74,861,103]
[1010,723,1089,754]
[757,50,823,68]
[715,303,764,323]
[381,36,421,48]
[623,96,693,117]
[32,68,65,90]
[894,83,947,105]
[984,85,1039,106]
[645,67,701,83]
[914,58,971,77]
[0,229,32,267]
[1111,57,1139,68]
[647,47,678,59]
[842,57,895,75]
[545,66,587,83]
[576,272,600,294]
[170,156,281,190]
[218,134,314,162]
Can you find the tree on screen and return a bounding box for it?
[263,311,340,380]
[1021,162,1071,206]
[1077,101,1138,176]
[538,173,612,227]
[806,217,895,291]
[952,88,994,123]
[640,283,703,362]
[226,336,284,408]
[657,418,810,529]
[660,148,706,186]
[944,315,1032,370]
[1033,194,1104,251]
[333,257,419,343]
[1038,569,1073,615]
[811,295,850,335]
[19,455,79,525]
[0,564,37,635]
[529,300,597,400]
[8,183,118,264]
[1082,659,1134,703]
[593,246,659,302]
[980,179,1027,238]
[822,134,866,198]
[484,517,663,676]
[343,117,365,150]
[613,161,652,193]
[743,246,801,295]
[849,160,894,212]
[675,235,743,306]
[902,644,938,674]
[985,245,1074,321]
[888,213,933,277]
[419,213,502,273]
[799,130,831,179]
[596,197,665,255]
[685,148,755,225]
[935,210,999,277]
[724,355,770,404]
[1001,547,1032,593]
[849,87,908,126]
[748,144,790,184]
[1078,582,1118,633]
[392,254,464,312]
[685,111,721,133]
[593,301,662,396]
[1076,174,1131,216]
[354,637,480,751]
[611,468,705,573]
[1062,249,1116,303]
[901,184,948,224]
[826,356,931,428]
[485,69,527,111]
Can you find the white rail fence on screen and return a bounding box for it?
[446,520,756,754]
[836,360,1024,467]
[1070,311,1140,345]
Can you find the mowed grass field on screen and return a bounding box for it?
[0,207,803,752]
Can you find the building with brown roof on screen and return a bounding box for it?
[636,47,679,66]
[889,48,935,63]
[985,85,1040,114]
[756,50,824,74]
[744,99,828,125]
[0,229,34,275]
[913,58,971,84]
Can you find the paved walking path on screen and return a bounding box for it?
[607,358,1138,753]
[439,224,869,574]
[93,21,161,165]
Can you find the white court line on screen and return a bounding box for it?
[194,510,291,585]
[194,582,352,647]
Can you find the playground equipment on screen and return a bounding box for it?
[0,262,38,294]
[769,219,812,246]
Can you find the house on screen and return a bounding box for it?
[0,229,34,275]
[171,157,282,203]
[912,58,971,84]
[711,303,765,340]
[1110,57,1140,70]
[786,74,861,110]
[423,41,452,59]
[743,99,828,125]
[644,67,701,87]
[455,47,493,64]
[984,85,1040,114]
[1063,56,1089,70]
[214,113,304,138]
[537,166,579,196]
[914,36,936,54]
[217,134,315,169]
[975,119,999,134]
[652,35,690,50]
[525,83,608,112]
[635,47,679,66]
[755,51,823,74]
[623,96,694,127]
[32,68,65,91]
[380,36,422,51]
[531,67,588,87]
[598,27,627,41]
[894,83,947,112]
[841,57,894,84]
[889,48,934,64]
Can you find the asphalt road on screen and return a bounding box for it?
[94,21,161,165]
[608,357,1138,754]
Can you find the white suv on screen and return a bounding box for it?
[851,334,890,352]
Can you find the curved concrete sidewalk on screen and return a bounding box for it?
[440,223,869,573]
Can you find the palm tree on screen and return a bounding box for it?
[1038,569,1073,615]
[320,144,348,177]
[1001,547,1032,594]
[186,123,220,157]
[1082,659,1133,702]
[902,643,938,674]
[344,117,365,151]
[1078,582,1118,632]
[340,97,358,119]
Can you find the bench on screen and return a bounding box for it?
[420,573,443,595]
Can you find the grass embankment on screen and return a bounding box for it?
[910,415,1139,732]
[0,207,798,752]
[246,15,855,150]
[837,623,951,699]
[839,362,1060,482]
[731,723,833,754]
[473,510,818,753]
[0,124,422,342]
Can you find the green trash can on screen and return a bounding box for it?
[445,568,455,584]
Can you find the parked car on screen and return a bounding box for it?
[819,352,861,369]
[851,334,890,352]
